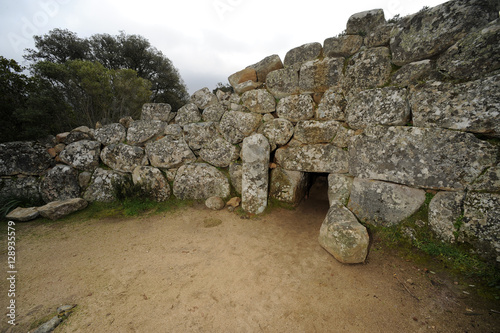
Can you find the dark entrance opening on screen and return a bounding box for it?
[298,172,330,218]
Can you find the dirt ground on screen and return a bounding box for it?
[1,178,499,333]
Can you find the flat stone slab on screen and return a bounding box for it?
[6,207,40,222]
[38,198,88,220]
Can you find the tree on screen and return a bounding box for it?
[26,29,189,110]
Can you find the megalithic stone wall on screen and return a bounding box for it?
[1,0,499,263]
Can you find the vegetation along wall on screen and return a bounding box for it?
[1,0,499,265]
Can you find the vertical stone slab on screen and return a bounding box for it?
[242,134,270,214]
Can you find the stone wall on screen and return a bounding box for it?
[1,0,499,264]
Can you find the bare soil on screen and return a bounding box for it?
[1,179,499,332]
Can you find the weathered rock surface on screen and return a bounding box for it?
[275,144,348,173]
[202,103,226,122]
[429,191,466,243]
[437,19,500,80]
[229,162,243,195]
[94,123,127,146]
[199,137,240,168]
[319,203,370,264]
[328,174,353,207]
[65,127,94,144]
[316,88,346,121]
[462,192,500,261]
[247,54,284,83]
[242,134,270,214]
[258,118,294,151]
[0,177,41,203]
[100,143,148,173]
[175,103,202,126]
[347,178,426,226]
[126,120,165,145]
[390,0,498,65]
[391,60,435,86]
[473,165,500,192]
[205,196,226,210]
[59,140,101,171]
[182,122,219,151]
[269,167,308,205]
[346,9,386,35]
[349,126,497,190]
[83,168,131,202]
[364,23,393,48]
[6,206,39,222]
[266,64,300,98]
[164,124,183,139]
[410,75,500,137]
[40,165,80,203]
[190,87,218,110]
[219,111,262,144]
[233,81,263,95]
[132,166,171,202]
[323,35,363,58]
[38,198,88,220]
[276,94,315,123]
[299,57,344,93]
[146,136,196,169]
[0,141,52,176]
[331,125,355,148]
[141,103,173,122]
[228,68,257,88]
[173,163,230,200]
[344,47,392,92]
[284,42,322,67]
[346,87,410,129]
[294,120,340,144]
[241,89,276,114]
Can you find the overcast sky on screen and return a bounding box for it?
[1,0,448,94]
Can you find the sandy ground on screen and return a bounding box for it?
[1,178,499,333]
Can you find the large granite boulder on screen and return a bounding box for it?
[38,198,88,220]
[141,103,173,122]
[0,177,41,204]
[319,203,370,264]
[348,126,498,190]
[100,143,148,173]
[299,57,344,93]
[462,192,500,261]
[132,166,171,202]
[241,89,276,114]
[126,120,165,145]
[241,134,270,214]
[190,87,218,110]
[390,0,498,66]
[228,68,257,88]
[429,191,466,243]
[83,168,131,202]
[276,94,315,123]
[229,162,243,195]
[65,126,94,144]
[40,165,80,203]
[346,9,386,35]
[182,122,219,151]
[316,88,347,121]
[275,144,348,173]
[294,120,340,144]
[347,178,426,226]
[266,64,300,98]
[59,140,101,171]
[410,75,500,137]
[328,173,353,207]
[391,60,435,86]
[343,47,392,93]
[323,35,363,58]
[199,137,240,168]
[283,42,322,67]
[175,103,202,126]
[146,136,196,169]
[219,111,262,144]
[258,118,294,151]
[202,103,226,123]
[0,141,52,176]
[173,163,230,200]
[269,167,309,205]
[247,54,283,83]
[94,123,127,146]
[346,87,410,129]
[437,19,500,81]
